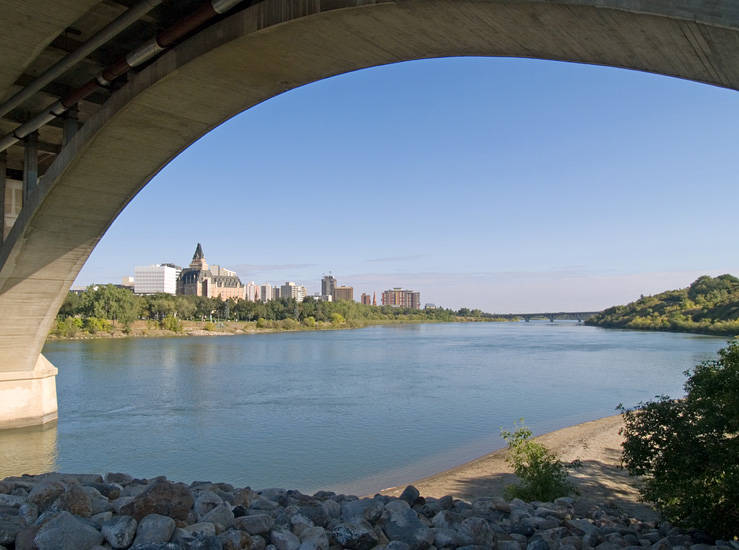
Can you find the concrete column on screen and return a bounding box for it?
[0,151,5,244]
[0,354,58,429]
[62,106,79,147]
[23,131,39,203]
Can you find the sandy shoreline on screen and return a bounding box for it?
[380,414,657,522]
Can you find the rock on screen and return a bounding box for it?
[181,522,217,538]
[399,486,420,506]
[87,482,122,500]
[120,479,194,521]
[498,541,522,550]
[235,513,274,535]
[28,480,65,511]
[362,499,384,523]
[527,538,550,550]
[251,535,267,550]
[330,520,378,550]
[299,526,328,550]
[432,510,462,530]
[133,513,176,545]
[320,499,340,520]
[84,486,114,515]
[433,527,460,547]
[203,503,235,531]
[341,498,372,521]
[298,503,329,527]
[566,518,599,537]
[33,511,104,550]
[0,516,24,545]
[219,528,253,550]
[53,481,93,517]
[271,528,300,550]
[18,502,38,525]
[458,517,495,547]
[111,496,136,514]
[196,491,225,520]
[101,515,137,549]
[0,494,26,507]
[105,473,133,485]
[14,525,40,550]
[91,511,113,527]
[381,500,434,549]
[386,542,411,550]
[129,543,180,550]
[290,513,314,537]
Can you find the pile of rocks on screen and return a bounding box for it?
[0,472,734,550]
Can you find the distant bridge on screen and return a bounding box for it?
[497,312,602,323]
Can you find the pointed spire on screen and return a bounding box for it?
[193,242,204,260]
[189,242,208,270]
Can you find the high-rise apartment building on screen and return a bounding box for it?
[260,284,273,302]
[321,275,336,298]
[334,286,354,302]
[361,293,371,305]
[280,282,307,302]
[382,288,421,309]
[134,264,178,295]
[245,281,260,301]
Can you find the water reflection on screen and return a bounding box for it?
[0,422,58,478]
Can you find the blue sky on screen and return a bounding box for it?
[76,57,739,312]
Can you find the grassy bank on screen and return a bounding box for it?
[47,316,511,341]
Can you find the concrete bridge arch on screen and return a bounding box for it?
[1,0,738,428]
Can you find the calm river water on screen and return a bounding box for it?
[0,322,726,495]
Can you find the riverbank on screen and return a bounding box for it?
[46,317,510,341]
[381,414,658,522]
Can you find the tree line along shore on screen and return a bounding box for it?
[586,274,739,337]
[49,285,511,339]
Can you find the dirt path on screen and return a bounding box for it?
[381,415,657,521]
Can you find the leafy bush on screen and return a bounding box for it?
[160,314,183,333]
[256,317,269,329]
[303,316,316,328]
[330,312,345,325]
[280,318,300,330]
[53,317,83,337]
[501,421,573,502]
[84,316,112,334]
[203,321,216,332]
[619,341,739,538]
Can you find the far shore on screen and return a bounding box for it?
[380,414,658,522]
[46,317,508,342]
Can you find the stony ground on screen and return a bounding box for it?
[0,472,735,550]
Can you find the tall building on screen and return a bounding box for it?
[334,286,354,302]
[260,284,273,302]
[382,288,421,309]
[361,293,371,305]
[245,281,260,301]
[321,275,336,298]
[134,265,178,295]
[372,292,377,306]
[177,243,245,300]
[280,282,307,302]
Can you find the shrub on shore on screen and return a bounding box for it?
[619,341,739,538]
[501,421,573,502]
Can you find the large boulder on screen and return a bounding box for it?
[28,481,65,511]
[53,482,93,517]
[120,479,194,521]
[234,513,273,535]
[195,491,224,520]
[202,503,235,531]
[330,520,378,550]
[0,516,24,545]
[33,511,104,550]
[101,515,137,549]
[381,501,434,550]
[132,513,176,545]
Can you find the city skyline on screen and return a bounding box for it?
[73,56,739,312]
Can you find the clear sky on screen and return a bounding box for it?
[75,56,739,313]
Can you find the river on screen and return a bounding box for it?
[0,322,726,495]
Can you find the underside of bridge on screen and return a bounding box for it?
[0,0,738,428]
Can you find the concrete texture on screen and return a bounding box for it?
[1,0,738,426]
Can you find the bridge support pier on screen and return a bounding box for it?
[0,354,58,429]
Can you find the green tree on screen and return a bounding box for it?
[619,341,739,538]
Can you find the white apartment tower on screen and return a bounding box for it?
[134,264,178,295]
